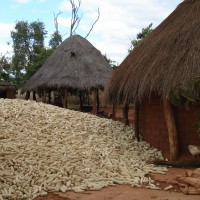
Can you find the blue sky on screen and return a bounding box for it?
[0,0,182,64]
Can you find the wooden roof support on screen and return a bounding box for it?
[163,99,179,161]
[122,102,129,126]
[25,91,30,100]
[92,89,99,115]
[63,89,68,109]
[33,91,37,101]
[112,103,116,120]
[97,89,99,114]
[79,91,83,112]
[42,89,47,103]
[134,100,140,142]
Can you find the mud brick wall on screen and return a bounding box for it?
[139,97,169,157]
[6,89,15,99]
[174,105,200,152]
[139,96,200,158]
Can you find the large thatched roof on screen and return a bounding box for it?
[0,80,15,91]
[105,0,200,104]
[23,35,113,91]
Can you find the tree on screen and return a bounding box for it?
[49,31,62,49]
[49,12,63,49]
[69,0,82,36]
[128,23,153,52]
[11,21,30,85]
[104,54,118,69]
[0,54,12,81]
[10,20,49,87]
[25,48,54,81]
[68,0,100,38]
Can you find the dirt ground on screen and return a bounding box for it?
[35,167,200,200]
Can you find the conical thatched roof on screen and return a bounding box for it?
[105,0,200,104]
[23,35,113,91]
[0,80,15,91]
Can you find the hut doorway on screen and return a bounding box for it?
[0,90,7,98]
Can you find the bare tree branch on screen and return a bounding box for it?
[85,8,100,38]
[68,0,99,37]
[70,0,81,36]
[53,11,62,32]
[72,14,82,35]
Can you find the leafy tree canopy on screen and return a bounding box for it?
[0,54,12,81]
[104,54,118,69]
[128,23,153,52]
[8,20,60,88]
[49,31,62,49]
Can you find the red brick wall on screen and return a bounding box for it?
[139,96,200,159]
[7,89,15,99]
[174,105,200,152]
[139,97,169,157]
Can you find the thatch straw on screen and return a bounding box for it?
[105,0,200,104]
[22,35,113,92]
[0,80,15,91]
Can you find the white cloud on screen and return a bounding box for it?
[57,17,71,29]
[0,43,13,56]
[36,0,46,3]
[58,1,72,12]
[15,0,44,4]
[14,0,31,4]
[0,0,182,63]
[0,23,14,39]
[0,23,14,56]
[57,0,181,63]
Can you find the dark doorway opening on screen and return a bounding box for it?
[0,90,7,98]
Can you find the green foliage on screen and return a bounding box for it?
[10,20,47,87]
[169,77,200,134]
[0,54,12,82]
[9,20,58,88]
[29,21,47,47]
[49,31,62,49]
[104,54,118,69]
[128,23,153,52]
[24,48,54,83]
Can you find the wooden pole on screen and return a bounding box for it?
[122,102,129,125]
[163,99,179,161]
[42,89,46,103]
[63,89,68,108]
[25,91,30,100]
[97,89,99,114]
[134,100,140,142]
[79,91,83,112]
[92,90,97,114]
[112,103,116,120]
[87,91,90,106]
[48,90,51,104]
[33,91,37,101]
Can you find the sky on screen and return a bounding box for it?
[0,0,182,65]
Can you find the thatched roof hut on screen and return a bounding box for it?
[105,0,200,160]
[23,35,112,91]
[106,0,200,104]
[23,35,113,112]
[0,80,15,99]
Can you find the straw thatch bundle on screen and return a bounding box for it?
[22,35,113,92]
[105,0,200,104]
[0,80,15,92]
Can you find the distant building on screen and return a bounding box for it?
[0,80,15,99]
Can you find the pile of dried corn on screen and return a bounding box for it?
[0,99,166,199]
